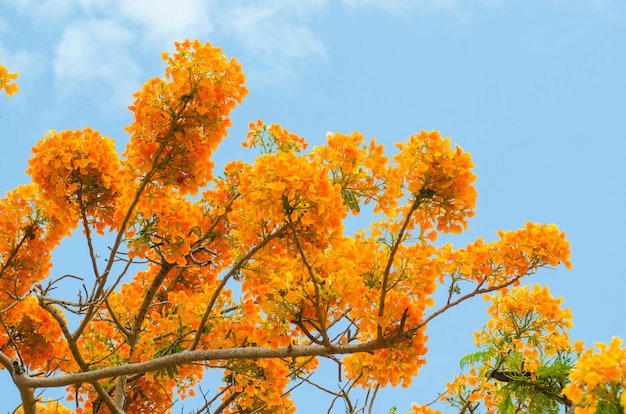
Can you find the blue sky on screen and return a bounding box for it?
[1,0,625,412]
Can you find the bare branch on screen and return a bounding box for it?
[212,387,239,414]
[78,199,101,282]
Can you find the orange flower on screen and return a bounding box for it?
[2,39,583,414]
[0,61,18,96]
[563,337,626,413]
[408,402,442,414]
[310,131,389,214]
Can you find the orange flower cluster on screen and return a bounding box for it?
[244,119,308,154]
[221,358,295,413]
[1,296,70,372]
[336,241,434,330]
[343,329,429,389]
[27,128,123,234]
[126,187,204,265]
[0,184,59,307]
[0,62,18,97]
[239,253,311,340]
[231,148,346,249]
[407,402,443,414]
[14,398,73,414]
[441,222,572,288]
[388,130,477,234]
[495,221,573,273]
[72,265,214,411]
[123,39,248,196]
[480,284,573,357]
[311,131,388,214]
[563,337,626,413]
[443,284,575,413]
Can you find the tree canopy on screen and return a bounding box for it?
[0,41,624,414]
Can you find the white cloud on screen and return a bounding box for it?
[108,0,328,86]
[115,0,215,46]
[53,19,141,102]
[3,0,329,97]
[217,1,327,85]
[6,0,613,101]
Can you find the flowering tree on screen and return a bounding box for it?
[0,42,622,414]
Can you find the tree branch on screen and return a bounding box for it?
[127,263,175,347]
[13,339,405,389]
[415,274,524,335]
[14,367,36,414]
[78,199,102,284]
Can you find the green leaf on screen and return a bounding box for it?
[498,393,514,414]
[341,186,360,212]
[459,350,491,369]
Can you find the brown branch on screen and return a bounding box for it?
[14,339,407,389]
[0,353,36,414]
[112,262,176,408]
[212,387,240,414]
[104,297,131,338]
[13,362,37,414]
[192,385,228,414]
[0,227,32,278]
[367,384,379,414]
[127,263,176,347]
[458,397,478,414]
[294,312,324,345]
[0,350,13,371]
[0,314,24,367]
[413,274,525,335]
[78,199,102,283]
